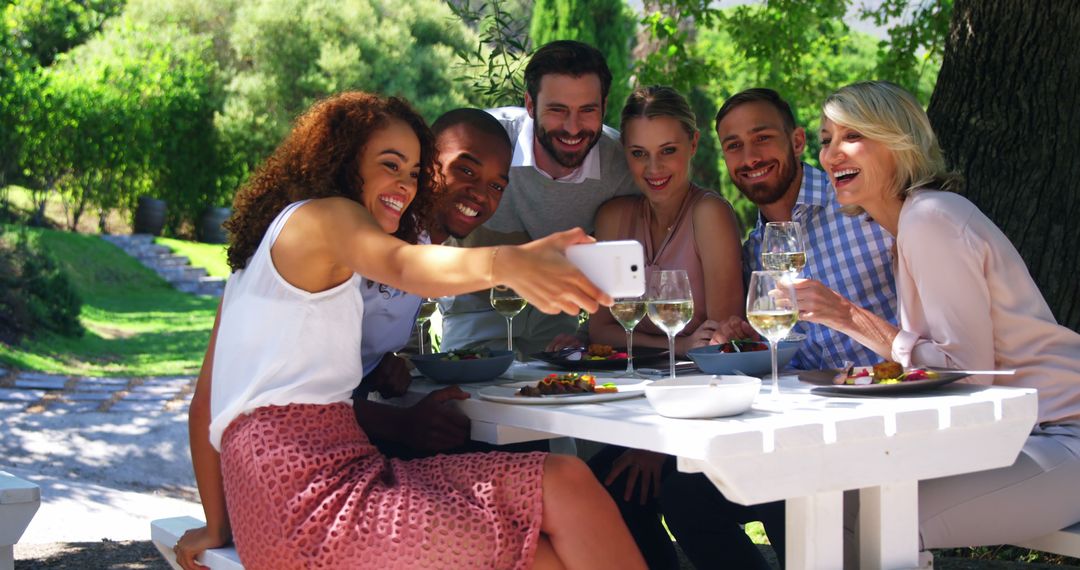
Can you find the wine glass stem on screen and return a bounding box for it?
[506,317,513,352]
[770,340,780,396]
[668,334,676,380]
[624,328,634,375]
[417,322,425,355]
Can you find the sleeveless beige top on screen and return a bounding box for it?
[615,185,723,339]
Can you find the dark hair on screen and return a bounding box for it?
[620,85,698,139]
[715,88,797,133]
[431,108,512,153]
[524,40,612,106]
[225,92,436,271]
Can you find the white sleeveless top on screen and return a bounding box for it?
[209,200,365,450]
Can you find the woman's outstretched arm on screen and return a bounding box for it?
[286,197,611,315]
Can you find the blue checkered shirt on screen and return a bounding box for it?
[744,163,898,369]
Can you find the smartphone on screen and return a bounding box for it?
[565,240,645,298]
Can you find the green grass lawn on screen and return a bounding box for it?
[156,236,231,278]
[0,225,217,377]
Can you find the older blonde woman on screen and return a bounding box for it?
[794,81,1080,549]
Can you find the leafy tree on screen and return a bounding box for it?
[216,0,478,175]
[447,0,530,108]
[0,6,43,191]
[3,0,124,67]
[530,0,635,122]
[26,16,221,234]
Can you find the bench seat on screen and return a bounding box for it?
[1015,522,1080,560]
[151,517,243,570]
[0,471,41,570]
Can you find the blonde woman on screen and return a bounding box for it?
[795,81,1080,549]
[585,85,744,570]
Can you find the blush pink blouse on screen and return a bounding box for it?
[890,190,1080,424]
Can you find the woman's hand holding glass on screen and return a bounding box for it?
[746,270,799,397]
[761,221,807,276]
[646,270,693,380]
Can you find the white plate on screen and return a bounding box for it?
[477,377,651,405]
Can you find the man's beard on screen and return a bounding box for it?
[535,124,603,169]
[732,149,799,206]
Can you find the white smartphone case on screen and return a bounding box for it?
[565,240,646,298]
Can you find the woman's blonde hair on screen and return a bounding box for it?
[620,85,698,140]
[821,81,961,214]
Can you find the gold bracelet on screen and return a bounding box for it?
[489,246,500,286]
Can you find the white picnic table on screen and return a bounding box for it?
[399,363,1038,570]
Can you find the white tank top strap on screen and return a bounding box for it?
[267,199,312,248]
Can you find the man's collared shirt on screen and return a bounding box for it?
[744,163,898,369]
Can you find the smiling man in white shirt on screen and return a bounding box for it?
[439,40,638,357]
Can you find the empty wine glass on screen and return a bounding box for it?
[761,221,807,276]
[489,286,527,352]
[646,270,693,380]
[415,298,438,355]
[746,270,799,397]
[609,295,647,378]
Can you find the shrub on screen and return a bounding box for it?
[0,229,84,344]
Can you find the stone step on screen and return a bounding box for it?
[101,235,225,298]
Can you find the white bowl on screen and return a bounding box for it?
[644,374,760,419]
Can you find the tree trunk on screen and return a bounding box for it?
[928,0,1080,331]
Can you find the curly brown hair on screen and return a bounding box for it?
[224,92,437,271]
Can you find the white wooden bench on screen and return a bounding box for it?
[0,471,41,570]
[1015,522,1080,560]
[151,516,243,570]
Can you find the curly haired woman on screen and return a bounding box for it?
[173,92,646,570]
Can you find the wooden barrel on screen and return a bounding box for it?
[133,197,167,236]
[198,207,232,244]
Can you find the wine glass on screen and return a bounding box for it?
[415,298,438,355]
[761,221,807,276]
[646,270,693,380]
[489,286,527,352]
[609,295,647,378]
[746,270,799,397]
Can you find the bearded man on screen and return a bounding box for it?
[439,40,638,356]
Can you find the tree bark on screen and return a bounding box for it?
[928,0,1080,331]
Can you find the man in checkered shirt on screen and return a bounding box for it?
[710,87,898,371]
[659,89,899,570]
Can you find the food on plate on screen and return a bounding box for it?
[717,339,768,353]
[872,361,904,380]
[588,344,615,358]
[557,344,629,361]
[516,373,619,397]
[843,361,938,385]
[441,348,492,361]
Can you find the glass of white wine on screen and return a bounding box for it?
[761,221,807,276]
[609,295,647,378]
[646,270,693,380]
[746,270,799,397]
[490,286,527,353]
[415,298,438,355]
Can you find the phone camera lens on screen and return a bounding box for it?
[630,264,638,272]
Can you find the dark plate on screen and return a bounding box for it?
[799,367,972,395]
[530,346,669,371]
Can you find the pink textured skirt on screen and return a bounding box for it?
[219,403,546,569]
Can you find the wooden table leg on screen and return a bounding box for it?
[786,491,843,570]
[859,482,920,569]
